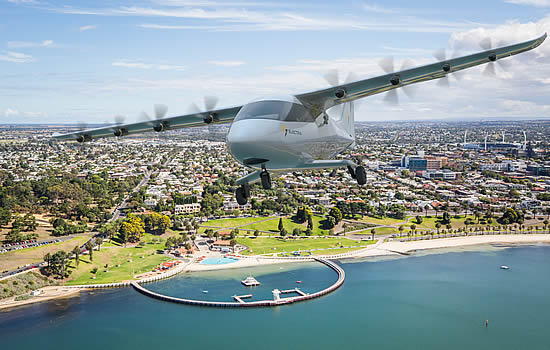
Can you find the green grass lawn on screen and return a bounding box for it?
[237,237,360,255]
[358,227,399,235]
[358,216,408,226]
[238,215,328,235]
[202,216,274,228]
[0,236,91,272]
[311,245,374,256]
[65,235,171,285]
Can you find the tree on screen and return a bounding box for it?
[370,228,376,240]
[278,218,284,232]
[329,207,343,224]
[441,212,451,225]
[325,216,336,229]
[292,228,301,236]
[398,225,405,236]
[72,246,80,267]
[435,222,441,235]
[0,207,11,227]
[254,229,260,237]
[415,215,423,224]
[305,228,312,236]
[280,228,287,237]
[94,237,103,251]
[86,241,94,261]
[307,215,313,231]
[230,239,237,247]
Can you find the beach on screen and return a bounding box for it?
[2,234,550,310]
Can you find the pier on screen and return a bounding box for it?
[131,257,345,308]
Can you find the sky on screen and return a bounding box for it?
[0,0,549,124]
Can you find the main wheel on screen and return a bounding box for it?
[236,187,248,205]
[356,166,367,185]
[260,170,272,190]
[347,165,356,179]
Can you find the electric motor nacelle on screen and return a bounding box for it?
[390,75,400,86]
[442,63,451,72]
[113,128,128,137]
[153,123,164,132]
[76,134,92,143]
[203,113,218,124]
[488,53,497,62]
[334,89,346,99]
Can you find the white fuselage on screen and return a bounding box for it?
[226,97,354,171]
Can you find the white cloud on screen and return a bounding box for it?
[7,0,37,4]
[51,5,479,33]
[24,111,48,118]
[362,3,396,14]
[7,40,54,48]
[112,60,187,71]
[0,51,33,63]
[78,25,97,31]
[504,0,550,7]
[4,108,19,117]
[208,60,246,66]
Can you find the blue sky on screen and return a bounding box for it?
[0,0,549,123]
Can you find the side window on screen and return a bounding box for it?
[283,103,315,122]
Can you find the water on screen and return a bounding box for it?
[2,244,550,350]
[200,257,239,265]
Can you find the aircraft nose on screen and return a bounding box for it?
[227,119,281,166]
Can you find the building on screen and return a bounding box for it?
[210,240,233,253]
[422,170,460,181]
[174,203,201,214]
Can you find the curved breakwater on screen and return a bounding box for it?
[131,257,345,307]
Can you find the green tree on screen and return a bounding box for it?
[86,241,94,261]
[307,215,313,231]
[435,222,441,235]
[329,207,343,223]
[370,228,376,240]
[292,228,302,236]
[278,218,284,232]
[280,228,287,237]
[415,215,423,224]
[72,246,80,267]
[253,229,260,237]
[0,207,11,227]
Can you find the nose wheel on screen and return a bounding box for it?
[260,170,271,190]
[236,184,250,205]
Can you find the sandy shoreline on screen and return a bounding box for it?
[2,234,549,310]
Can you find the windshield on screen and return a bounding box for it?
[234,101,315,122]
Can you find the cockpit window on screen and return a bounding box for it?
[234,101,315,123]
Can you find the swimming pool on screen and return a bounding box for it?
[201,257,239,265]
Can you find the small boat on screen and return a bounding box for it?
[202,290,209,293]
[296,281,302,284]
[500,265,510,270]
[241,276,260,286]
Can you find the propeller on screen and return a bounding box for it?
[432,48,465,87]
[478,37,511,77]
[139,104,168,132]
[322,69,361,109]
[189,95,220,124]
[378,57,418,105]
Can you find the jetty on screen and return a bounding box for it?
[131,257,345,308]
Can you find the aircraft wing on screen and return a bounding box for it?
[52,105,242,142]
[296,33,547,115]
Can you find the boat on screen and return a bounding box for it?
[296,281,302,284]
[241,276,260,286]
[202,290,208,293]
[500,265,510,270]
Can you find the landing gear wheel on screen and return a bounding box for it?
[260,170,272,190]
[347,165,356,179]
[236,184,250,205]
[355,166,367,185]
